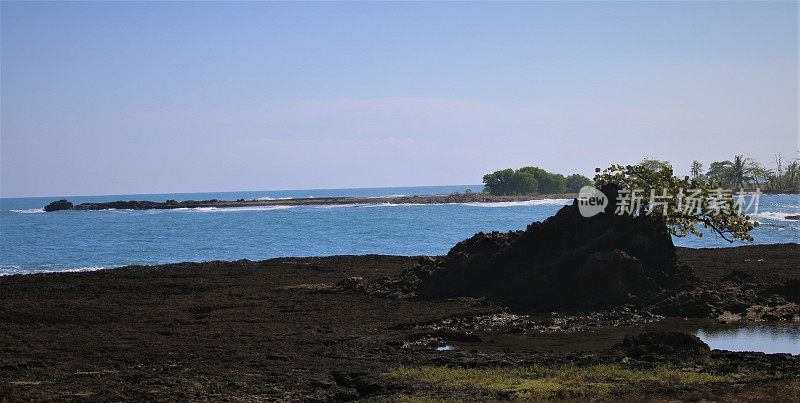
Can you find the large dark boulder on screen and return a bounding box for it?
[616,331,710,358]
[408,185,696,312]
[43,200,74,212]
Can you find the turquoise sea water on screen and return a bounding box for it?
[1,186,798,275]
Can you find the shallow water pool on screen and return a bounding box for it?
[469,319,800,355]
[697,324,800,355]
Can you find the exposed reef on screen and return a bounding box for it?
[42,193,571,212]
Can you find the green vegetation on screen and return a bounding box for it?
[595,161,757,242]
[482,167,590,195]
[395,394,452,403]
[565,173,592,192]
[694,154,799,192]
[639,158,672,172]
[389,364,737,400]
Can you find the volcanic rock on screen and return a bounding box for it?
[409,185,696,311]
[43,199,74,212]
[616,331,710,358]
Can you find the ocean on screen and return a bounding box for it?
[1,185,798,275]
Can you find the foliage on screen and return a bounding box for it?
[706,160,735,186]
[782,161,800,190]
[690,160,703,179]
[565,173,592,193]
[483,166,577,195]
[519,166,566,193]
[699,154,798,192]
[594,162,757,242]
[731,155,754,188]
[639,158,672,171]
[482,168,535,195]
[389,364,737,400]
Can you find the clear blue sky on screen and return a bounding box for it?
[1,1,797,197]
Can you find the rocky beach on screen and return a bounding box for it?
[4,1,798,401]
[0,245,798,400]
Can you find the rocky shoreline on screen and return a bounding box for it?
[1,245,798,400]
[42,193,573,212]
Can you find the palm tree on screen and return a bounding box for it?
[690,160,703,180]
[785,161,800,191]
[748,162,772,188]
[731,155,754,189]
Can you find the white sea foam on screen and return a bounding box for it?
[751,211,799,222]
[311,199,572,209]
[256,196,274,201]
[97,206,298,214]
[314,202,428,209]
[461,199,572,208]
[314,204,366,209]
[190,207,218,212]
[0,265,116,276]
[187,205,296,213]
[10,208,45,214]
[60,266,112,273]
[362,203,426,208]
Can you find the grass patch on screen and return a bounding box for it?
[395,393,454,403]
[388,364,735,400]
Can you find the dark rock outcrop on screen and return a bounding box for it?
[402,185,695,312]
[616,331,710,358]
[646,275,800,320]
[43,200,74,212]
[43,194,559,212]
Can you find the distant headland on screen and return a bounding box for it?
[43,193,573,212]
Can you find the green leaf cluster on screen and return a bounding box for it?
[594,161,757,242]
[483,167,590,195]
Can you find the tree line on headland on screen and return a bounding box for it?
[482,167,592,195]
[689,154,799,192]
[641,155,798,192]
[482,154,799,196]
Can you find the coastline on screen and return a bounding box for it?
[1,244,798,400]
[43,193,576,212]
[39,189,799,212]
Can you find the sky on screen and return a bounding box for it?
[1,1,798,197]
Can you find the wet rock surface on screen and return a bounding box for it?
[1,246,797,400]
[615,330,710,358]
[645,276,800,321]
[403,308,665,335]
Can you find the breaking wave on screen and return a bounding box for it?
[10,208,45,214]
[752,211,798,222]
[0,265,116,276]
[461,199,572,208]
